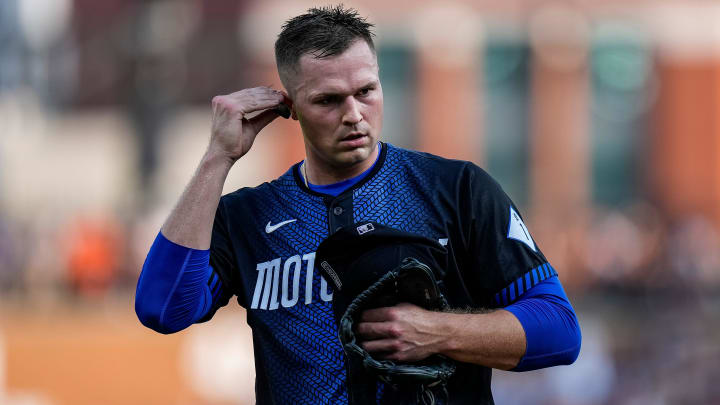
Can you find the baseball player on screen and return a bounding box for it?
[135,5,581,404]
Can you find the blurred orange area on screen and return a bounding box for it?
[0,303,253,405]
[2,306,191,405]
[63,217,123,298]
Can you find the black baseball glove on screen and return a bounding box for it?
[316,222,457,405]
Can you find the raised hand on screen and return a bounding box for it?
[209,87,290,161]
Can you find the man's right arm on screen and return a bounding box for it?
[164,87,289,248]
[135,87,290,333]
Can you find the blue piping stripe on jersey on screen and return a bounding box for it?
[494,262,558,306]
[210,277,222,301]
[158,249,193,327]
[517,277,524,296]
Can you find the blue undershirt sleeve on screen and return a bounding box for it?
[135,231,225,334]
[504,275,582,371]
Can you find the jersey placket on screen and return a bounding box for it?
[324,193,355,234]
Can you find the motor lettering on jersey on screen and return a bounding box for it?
[250,252,333,310]
[281,255,301,308]
[303,252,315,305]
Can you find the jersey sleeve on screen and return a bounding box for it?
[208,196,246,308]
[505,276,581,371]
[460,165,556,307]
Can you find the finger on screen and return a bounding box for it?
[356,321,393,340]
[221,93,282,116]
[247,109,282,133]
[244,96,286,115]
[360,307,395,322]
[228,86,278,98]
[211,95,225,116]
[230,88,285,112]
[361,338,397,354]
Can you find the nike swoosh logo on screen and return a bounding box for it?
[265,219,297,233]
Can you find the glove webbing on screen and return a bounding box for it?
[339,258,455,403]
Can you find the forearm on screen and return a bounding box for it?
[357,280,580,371]
[161,151,234,249]
[137,150,236,333]
[358,303,526,369]
[438,277,581,371]
[162,86,286,248]
[437,309,526,370]
[137,87,284,332]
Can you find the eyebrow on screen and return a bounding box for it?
[309,80,379,99]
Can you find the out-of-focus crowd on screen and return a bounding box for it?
[0,211,136,301]
[1,202,719,301]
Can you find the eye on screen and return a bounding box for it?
[316,96,337,105]
[358,87,373,96]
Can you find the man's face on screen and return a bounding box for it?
[289,40,383,174]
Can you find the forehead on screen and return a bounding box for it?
[294,40,379,96]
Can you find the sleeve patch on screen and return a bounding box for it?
[494,263,558,307]
[507,207,536,252]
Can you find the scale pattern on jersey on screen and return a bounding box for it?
[247,170,348,404]
[354,144,435,235]
[242,146,448,404]
[352,145,440,404]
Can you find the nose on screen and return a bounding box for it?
[341,97,363,126]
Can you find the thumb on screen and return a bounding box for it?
[248,109,282,134]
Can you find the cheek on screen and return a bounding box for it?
[365,97,383,123]
[369,91,383,108]
[310,114,338,133]
[300,112,338,140]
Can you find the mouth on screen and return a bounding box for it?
[341,132,366,141]
[338,132,369,148]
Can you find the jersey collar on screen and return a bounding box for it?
[293,142,388,198]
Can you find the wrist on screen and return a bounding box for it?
[436,312,463,355]
[201,148,237,172]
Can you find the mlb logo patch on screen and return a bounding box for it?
[356,223,375,235]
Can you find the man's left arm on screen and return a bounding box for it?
[357,164,581,371]
[356,275,580,370]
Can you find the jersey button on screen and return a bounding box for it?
[333,207,343,215]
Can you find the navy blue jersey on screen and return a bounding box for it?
[207,143,554,404]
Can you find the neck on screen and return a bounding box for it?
[304,145,379,185]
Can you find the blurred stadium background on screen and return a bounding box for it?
[1,0,719,404]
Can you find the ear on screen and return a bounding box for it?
[280,90,298,120]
